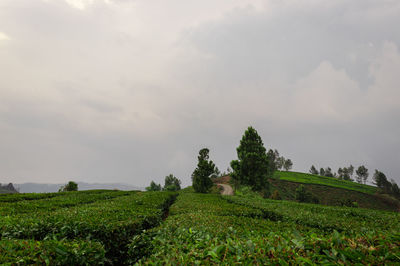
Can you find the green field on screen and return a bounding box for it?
[274,171,377,194]
[1,189,399,265]
[0,190,177,265]
[137,189,400,264]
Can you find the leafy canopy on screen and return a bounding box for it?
[230,126,271,192]
[192,148,218,193]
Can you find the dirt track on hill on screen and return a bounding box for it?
[218,184,233,195]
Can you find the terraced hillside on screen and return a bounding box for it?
[274,171,377,194]
[0,190,177,265]
[137,189,400,264]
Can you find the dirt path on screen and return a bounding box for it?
[218,183,234,195]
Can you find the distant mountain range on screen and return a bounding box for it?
[13,182,144,193]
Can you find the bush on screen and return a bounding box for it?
[270,190,282,200]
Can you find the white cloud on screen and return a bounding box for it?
[0,31,10,41]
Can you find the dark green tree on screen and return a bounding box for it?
[319,168,325,176]
[309,165,319,175]
[146,181,162,191]
[373,170,391,193]
[59,181,78,192]
[192,148,217,193]
[355,165,369,184]
[324,167,334,177]
[230,127,271,193]
[163,174,181,191]
[283,159,293,171]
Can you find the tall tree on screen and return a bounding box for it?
[283,159,293,171]
[373,170,391,193]
[231,127,271,192]
[324,167,334,177]
[355,165,369,184]
[146,181,162,191]
[163,174,181,191]
[309,165,319,175]
[319,168,325,176]
[192,148,217,193]
[348,165,354,178]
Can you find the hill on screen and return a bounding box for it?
[274,171,377,194]
[216,172,399,211]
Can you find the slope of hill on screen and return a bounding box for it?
[274,171,377,194]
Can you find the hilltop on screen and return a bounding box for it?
[214,171,399,212]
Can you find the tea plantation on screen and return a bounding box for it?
[1,189,399,265]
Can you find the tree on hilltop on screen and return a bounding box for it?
[163,174,181,191]
[283,159,293,171]
[309,165,319,175]
[355,165,368,184]
[59,181,78,192]
[230,127,271,193]
[146,181,162,191]
[192,148,218,193]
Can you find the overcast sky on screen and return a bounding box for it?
[1,0,399,187]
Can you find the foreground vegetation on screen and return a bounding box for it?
[0,190,177,265]
[138,189,400,264]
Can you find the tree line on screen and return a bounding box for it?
[309,164,400,199]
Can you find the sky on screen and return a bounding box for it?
[1,0,399,187]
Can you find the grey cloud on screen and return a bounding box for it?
[0,0,399,186]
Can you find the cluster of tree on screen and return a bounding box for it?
[309,165,369,184]
[58,181,78,192]
[267,149,293,171]
[146,174,181,192]
[0,183,18,193]
[373,170,400,199]
[191,127,294,195]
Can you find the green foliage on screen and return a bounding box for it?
[274,171,377,194]
[137,192,400,265]
[270,190,282,200]
[356,165,369,184]
[230,127,271,192]
[283,158,293,171]
[192,148,218,193]
[59,181,78,192]
[309,165,319,175]
[163,174,181,191]
[295,185,319,204]
[0,190,177,264]
[0,239,106,265]
[146,181,162,191]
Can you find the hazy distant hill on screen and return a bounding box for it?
[14,182,143,193]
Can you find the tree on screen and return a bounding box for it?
[192,148,218,193]
[355,165,369,184]
[59,181,78,192]
[163,174,181,191]
[324,167,334,177]
[319,168,325,176]
[283,159,293,171]
[146,181,162,191]
[231,127,271,193]
[309,165,319,175]
[348,165,354,178]
[373,170,391,193]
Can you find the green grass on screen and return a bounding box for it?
[274,171,377,194]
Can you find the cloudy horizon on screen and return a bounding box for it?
[1,0,399,187]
